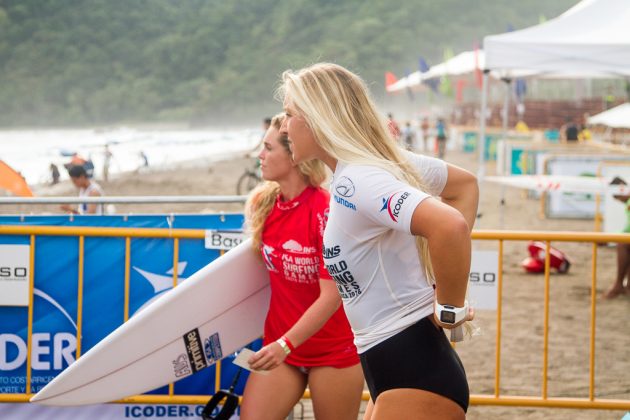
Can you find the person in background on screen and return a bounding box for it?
[64,153,86,171]
[61,165,105,215]
[420,117,430,152]
[240,113,363,420]
[84,155,95,178]
[560,117,579,143]
[515,120,530,133]
[579,113,592,142]
[604,177,630,299]
[49,163,60,185]
[402,121,416,151]
[436,117,448,159]
[280,63,477,420]
[102,144,113,182]
[139,151,149,168]
[246,117,274,157]
[387,113,401,141]
[263,116,272,132]
[604,85,616,110]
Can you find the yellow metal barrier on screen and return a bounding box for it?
[0,225,629,411]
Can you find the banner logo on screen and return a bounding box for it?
[0,245,30,306]
[205,230,244,250]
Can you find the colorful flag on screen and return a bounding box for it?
[515,79,527,101]
[419,56,439,94]
[439,47,454,97]
[385,72,398,92]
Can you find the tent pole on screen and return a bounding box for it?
[499,78,511,228]
[477,71,489,184]
[502,78,511,134]
[476,70,489,219]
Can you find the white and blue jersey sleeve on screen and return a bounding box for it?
[351,167,430,234]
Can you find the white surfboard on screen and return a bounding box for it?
[31,239,270,406]
[485,175,630,195]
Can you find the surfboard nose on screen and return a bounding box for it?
[29,389,47,403]
[30,378,63,405]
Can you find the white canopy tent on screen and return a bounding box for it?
[479,0,630,180]
[484,0,630,78]
[588,103,630,129]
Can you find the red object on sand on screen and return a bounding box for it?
[522,241,571,274]
[521,256,545,273]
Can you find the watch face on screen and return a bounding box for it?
[440,310,456,324]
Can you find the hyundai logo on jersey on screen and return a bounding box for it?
[381,191,411,222]
[335,176,356,197]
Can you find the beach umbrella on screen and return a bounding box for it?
[0,160,34,197]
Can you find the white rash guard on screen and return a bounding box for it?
[323,151,447,353]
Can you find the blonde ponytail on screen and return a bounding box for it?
[245,181,281,252]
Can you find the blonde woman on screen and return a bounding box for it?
[240,113,364,420]
[279,63,478,420]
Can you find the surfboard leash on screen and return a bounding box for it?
[201,345,250,420]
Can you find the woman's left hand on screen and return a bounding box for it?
[247,341,288,371]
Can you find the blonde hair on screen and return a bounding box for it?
[278,63,434,279]
[244,112,327,252]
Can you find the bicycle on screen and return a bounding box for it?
[236,159,261,195]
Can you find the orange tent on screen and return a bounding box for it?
[0,160,34,197]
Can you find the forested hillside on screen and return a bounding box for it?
[0,0,577,126]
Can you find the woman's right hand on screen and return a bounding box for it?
[247,342,288,371]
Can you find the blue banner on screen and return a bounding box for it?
[0,214,259,403]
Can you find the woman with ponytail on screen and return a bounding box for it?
[240,113,363,420]
[279,63,479,420]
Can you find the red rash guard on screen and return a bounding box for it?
[260,186,358,368]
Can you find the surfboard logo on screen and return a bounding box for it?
[183,328,207,373]
[204,333,223,364]
[172,353,192,378]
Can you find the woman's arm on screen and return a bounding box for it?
[283,279,341,346]
[410,197,471,309]
[248,279,341,371]
[440,164,479,232]
[86,189,102,214]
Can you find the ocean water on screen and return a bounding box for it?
[0,127,261,186]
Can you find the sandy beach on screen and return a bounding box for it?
[4,146,629,419]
